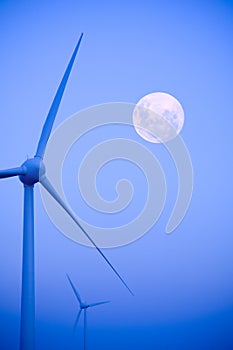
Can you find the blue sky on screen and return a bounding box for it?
[0,0,233,349]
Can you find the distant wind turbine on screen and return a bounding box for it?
[0,33,133,350]
[67,274,109,350]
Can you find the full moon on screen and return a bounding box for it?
[133,92,184,143]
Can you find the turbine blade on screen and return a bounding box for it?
[20,185,35,349]
[73,309,82,335]
[67,274,82,305]
[84,308,87,350]
[89,301,110,308]
[40,176,134,296]
[35,33,83,159]
[0,166,26,179]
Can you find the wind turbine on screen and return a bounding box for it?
[67,274,109,350]
[0,33,133,350]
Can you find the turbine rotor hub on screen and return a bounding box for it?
[19,157,45,185]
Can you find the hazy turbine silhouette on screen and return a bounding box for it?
[0,34,133,350]
[67,274,109,350]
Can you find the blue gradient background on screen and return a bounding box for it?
[0,0,233,349]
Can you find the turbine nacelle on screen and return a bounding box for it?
[19,157,45,186]
[80,302,89,309]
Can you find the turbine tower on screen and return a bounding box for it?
[0,34,133,350]
[67,274,109,350]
